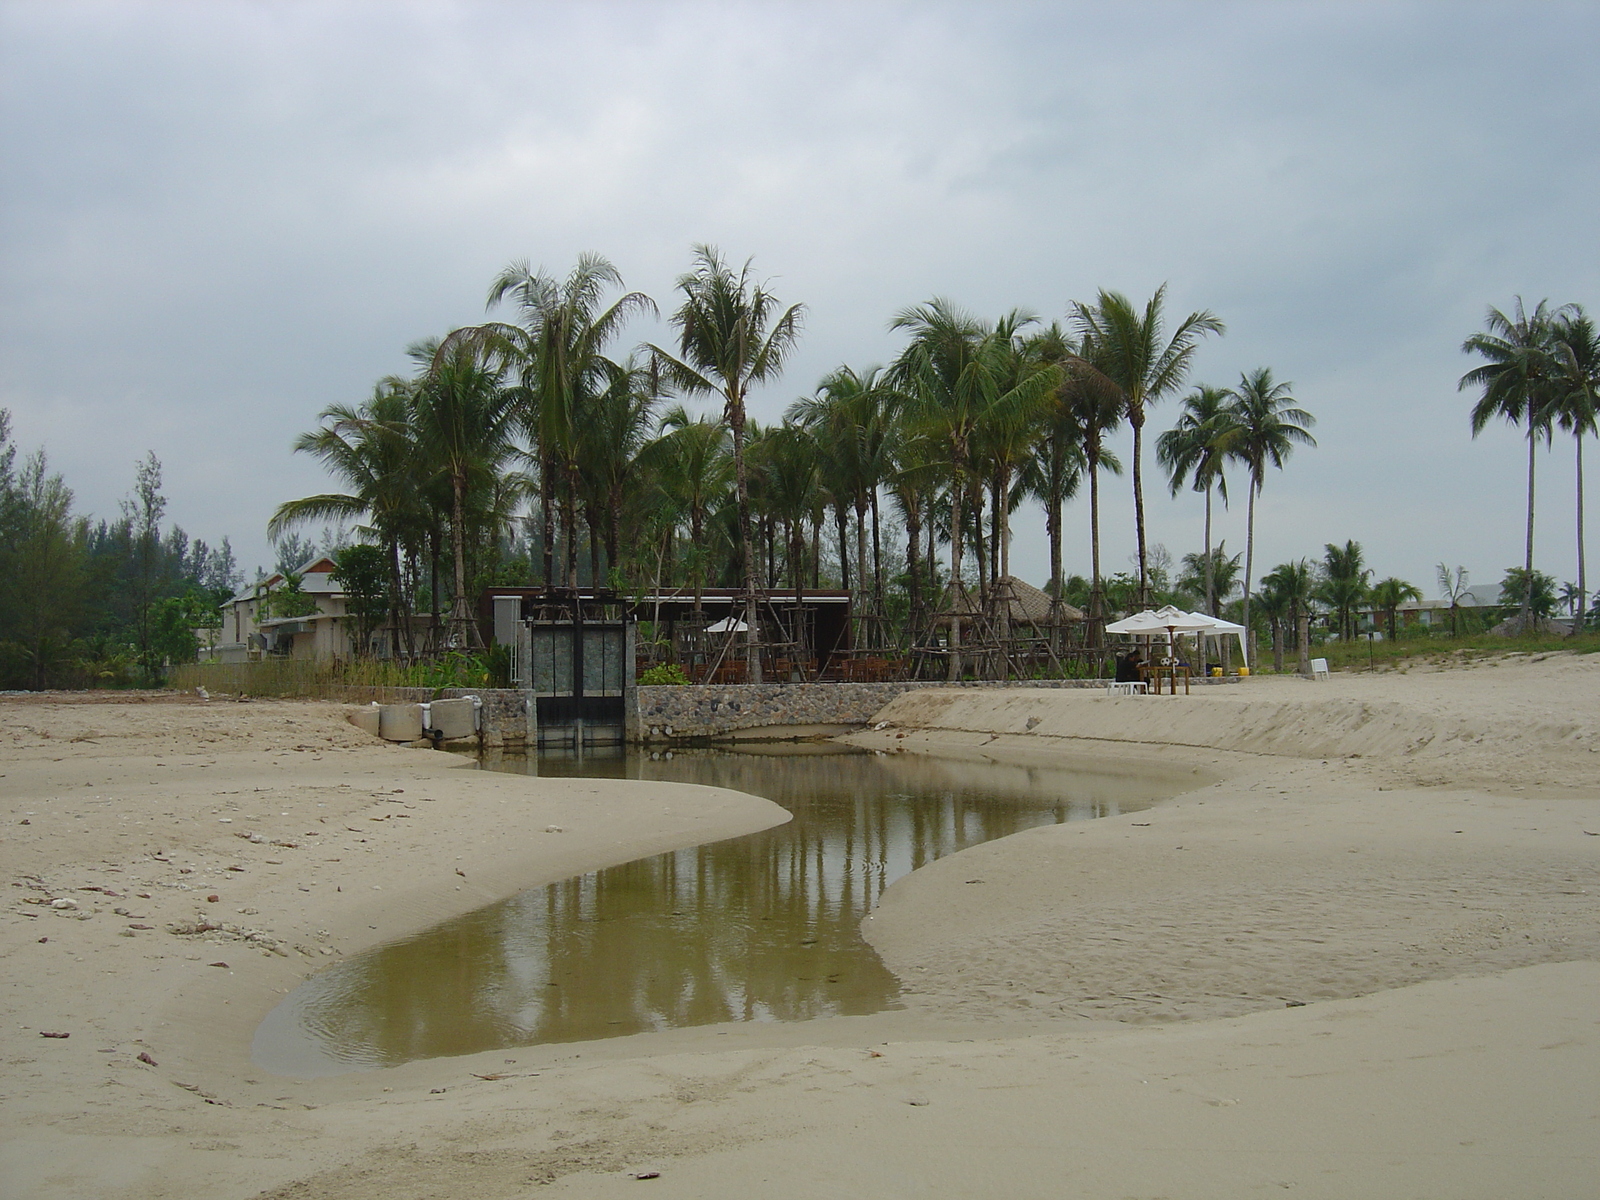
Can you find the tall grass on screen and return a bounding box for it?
[1317,629,1600,672]
[170,652,498,701]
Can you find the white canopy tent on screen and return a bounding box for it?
[704,616,750,634]
[1182,610,1250,669]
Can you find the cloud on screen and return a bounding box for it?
[1,0,1597,590]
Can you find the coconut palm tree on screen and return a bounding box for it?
[1369,576,1423,642]
[576,354,660,585]
[1058,354,1124,637]
[884,424,942,645]
[648,246,805,682]
[1259,559,1315,672]
[1436,563,1470,637]
[1157,384,1240,616]
[1461,298,1566,626]
[888,300,1055,678]
[271,382,427,656]
[1176,544,1240,611]
[789,365,897,639]
[1228,367,1316,641]
[974,319,1062,646]
[471,253,657,589]
[1550,309,1599,632]
[1070,286,1224,606]
[412,337,519,645]
[1018,324,1086,623]
[1319,540,1370,642]
[638,406,735,612]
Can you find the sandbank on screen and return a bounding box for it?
[1,656,1597,1198]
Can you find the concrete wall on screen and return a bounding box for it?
[634,679,1113,742]
[349,679,1241,749]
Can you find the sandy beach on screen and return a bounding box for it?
[3,657,1598,1198]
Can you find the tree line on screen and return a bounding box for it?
[1461,298,1599,632]
[272,246,1325,677]
[0,421,241,688]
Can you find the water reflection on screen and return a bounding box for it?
[253,746,1171,1076]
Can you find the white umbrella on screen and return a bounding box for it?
[1104,605,1213,636]
[704,616,749,634]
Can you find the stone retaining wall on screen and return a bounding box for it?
[634,679,1110,742]
[347,679,1242,747]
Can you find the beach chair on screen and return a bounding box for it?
[1105,680,1147,696]
[1310,657,1330,680]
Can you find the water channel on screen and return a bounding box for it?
[253,744,1184,1076]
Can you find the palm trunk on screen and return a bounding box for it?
[870,488,883,638]
[588,511,602,588]
[1088,449,1103,646]
[835,505,850,590]
[728,395,761,683]
[690,507,705,615]
[449,476,478,647]
[606,487,623,588]
[1131,406,1149,607]
[1203,484,1215,615]
[540,453,555,588]
[854,497,869,646]
[970,483,987,603]
[1522,418,1536,624]
[384,537,405,660]
[996,469,1013,677]
[905,496,923,645]
[1576,432,1587,633]
[948,450,966,682]
[562,462,580,590]
[989,475,1001,587]
[1242,476,1258,643]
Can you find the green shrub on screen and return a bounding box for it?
[639,662,690,686]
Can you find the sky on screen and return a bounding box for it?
[3,0,1598,599]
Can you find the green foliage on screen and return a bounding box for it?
[332,543,390,655]
[640,662,690,685]
[257,574,319,620]
[148,589,219,671]
[1499,567,1558,619]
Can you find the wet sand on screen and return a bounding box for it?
[2,657,1598,1198]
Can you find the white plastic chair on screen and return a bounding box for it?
[1105,680,1148,696]
[1310,657,1330,680]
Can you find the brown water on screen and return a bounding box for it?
[253,745,1179,1076]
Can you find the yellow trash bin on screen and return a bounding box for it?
[1238,666,1251,677]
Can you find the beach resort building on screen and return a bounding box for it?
[213,557,355,662]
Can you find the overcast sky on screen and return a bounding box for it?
[3,0,1598,598]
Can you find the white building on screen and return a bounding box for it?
[214,557,354,662]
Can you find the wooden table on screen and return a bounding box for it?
[1141,662,1191,695]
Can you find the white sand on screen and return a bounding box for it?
[2,659,1598,1198]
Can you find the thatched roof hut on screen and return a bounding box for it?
[933,576,1084,626]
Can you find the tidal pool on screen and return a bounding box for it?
[253,745,1184,1076]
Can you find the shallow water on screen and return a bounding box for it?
[253,745,1180,1076]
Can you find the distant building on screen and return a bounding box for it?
[214,557,353,662]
